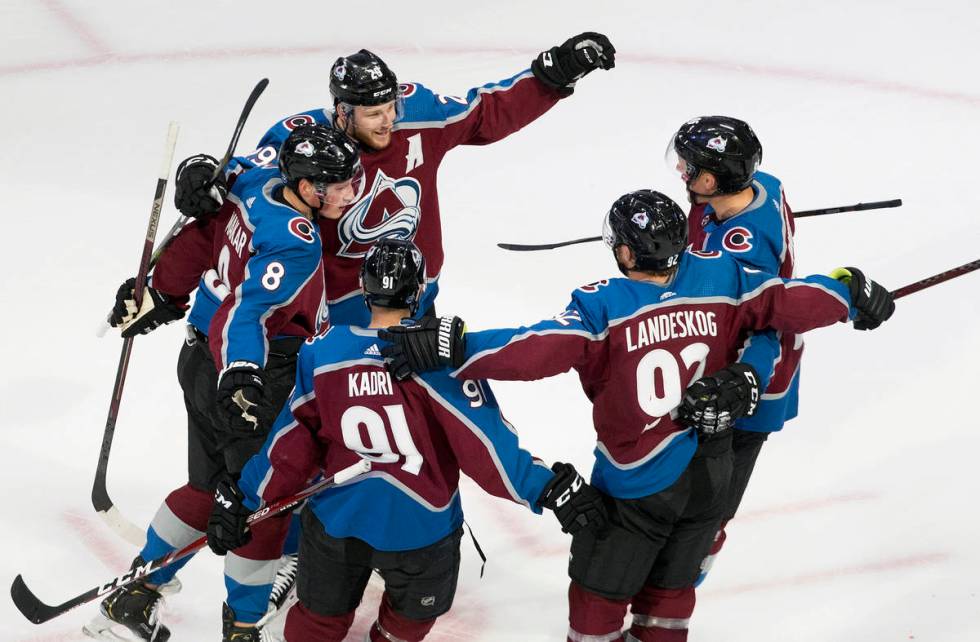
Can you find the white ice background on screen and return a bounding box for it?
[1,1,978,640]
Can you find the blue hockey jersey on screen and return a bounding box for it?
[453,251,855,499]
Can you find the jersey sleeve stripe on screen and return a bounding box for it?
[393,70,535,131]
[411,374,533,510]
[596,428,693,470]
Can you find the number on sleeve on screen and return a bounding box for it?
[261,261,285,291]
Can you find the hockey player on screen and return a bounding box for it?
[87,125,362,642]
[173,34,616,325]
[205,237,607,641]
[377,190,895,641]
[665,115,845,590]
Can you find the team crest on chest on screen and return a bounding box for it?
[722,226,753,253]
[337,168,422,258]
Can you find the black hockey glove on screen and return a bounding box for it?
[216,362,267,433]
[679,363,760,436]
[207,474,252,555]
[538,462,608,535]
[833,267,895,331]
[531,32,616,96]
[174,153,227,219]
[378,316,467,381]
[108,277,185,338]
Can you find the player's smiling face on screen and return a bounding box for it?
[351,101,397,149]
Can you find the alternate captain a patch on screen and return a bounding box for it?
[722,226,753,253]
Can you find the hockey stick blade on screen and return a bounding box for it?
[497,236,602,251]
[16,460,370,625]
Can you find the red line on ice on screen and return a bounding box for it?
[36,0,112,56]
[735,491,880,521]
[704,551,950,597]
[0,40,978,108]
[60,510,131,571]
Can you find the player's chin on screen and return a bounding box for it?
[368,131,392,149]
[318,204,346,220]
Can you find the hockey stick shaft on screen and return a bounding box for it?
[91,122,180,547]
[14,461,371,625]
[891,258,980,300]
[794,198,902,218]
[149,78,269,266]
[497,198,903,251]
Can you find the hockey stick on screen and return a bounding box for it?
[891,258,980,300]
[91,122,180,546]
[92,80,270,546]
[149,77,269,266]
[795,198,901,219]
[496,198,903,251]
[94,78,270,340]
[15,460,371,625]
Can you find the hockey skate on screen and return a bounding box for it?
[261,553,298,622]
[224,602,276,642]
[82,579,170,642]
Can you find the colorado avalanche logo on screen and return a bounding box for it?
[722,226,753,253]
[707,136,728,152]
[337,169,422,258]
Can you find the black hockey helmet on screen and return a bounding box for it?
[668,116,762,194]
[361,237,426,314]
[330,49,399,107]
[279,124,362,190]
[603,190,688,274]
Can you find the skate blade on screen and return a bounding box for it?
[82,614,133,641]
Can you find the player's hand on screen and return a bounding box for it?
[174,153,227,218]
[532,32,616,96]
[678,363,760,435]
[832,267,895,330]
[216,362,267,432]
[207,474,252,555]
[108,277,185,338]
[538,462,608,535]
[378,316,467,381]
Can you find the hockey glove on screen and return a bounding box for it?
[207,474,252,555]
[531,32,616,96]
[832,267,895,330]
[108,277,185,338]
[538,462,608,535]
[216,362,267,433]
[378,315,467,381]
[679,363,760,436]
[174,153,227,219]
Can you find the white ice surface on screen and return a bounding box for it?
[1,1,978,640]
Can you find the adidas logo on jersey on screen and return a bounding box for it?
[364,343,382,357]
[246,197,256,208]
[660,291,676,301]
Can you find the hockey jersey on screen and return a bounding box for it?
[237,325,554,552]
[687,171,801,431]
[231,68,562,326]
[153,167,327,370]
[453,251,855,500]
